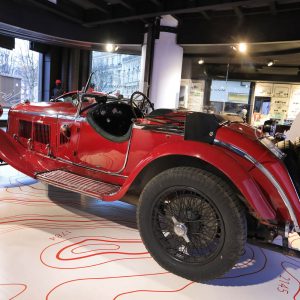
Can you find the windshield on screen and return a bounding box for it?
[91,51,141,98]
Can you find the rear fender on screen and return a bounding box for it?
[0,130,36,177]
[112,141,276,221]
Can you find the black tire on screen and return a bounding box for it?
[137,167,247,282]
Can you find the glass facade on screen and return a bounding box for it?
[209,80,251,115]
[0,38,40,107]
[91,51,141,98]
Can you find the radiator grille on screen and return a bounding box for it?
[19,120,32,139]
[34,123,50,144]
[60,133,69,144]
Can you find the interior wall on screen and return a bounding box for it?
[38,45,91,100]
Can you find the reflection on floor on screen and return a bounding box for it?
[0,165,300,299]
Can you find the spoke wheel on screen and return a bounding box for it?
[154,188,224,264]
[137,167,247,282]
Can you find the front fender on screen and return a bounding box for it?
[113,140,276,221]
[0,130,36,177]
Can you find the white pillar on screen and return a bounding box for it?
[140,15,183,109]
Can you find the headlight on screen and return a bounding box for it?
[260,137,286,159]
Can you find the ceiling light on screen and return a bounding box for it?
[198,59,204,64]
[267,60,274,67]
[105,43,118,52]
[238,42,247,53]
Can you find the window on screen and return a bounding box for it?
[92,51,141,98]
[209,80,251,115]
[0,38,40,108]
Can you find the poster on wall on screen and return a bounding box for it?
[254,83,273,97]
[287,85,300,120]
[269,97,290,120]
[273,84,290,98]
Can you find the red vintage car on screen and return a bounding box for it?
[0,85,300,282]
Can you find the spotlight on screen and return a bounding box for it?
[105,43,118,52]
[198,59,204,65]
[238,42,247,53]
[267,60,274,67]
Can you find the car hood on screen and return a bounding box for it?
[11,102,77,116]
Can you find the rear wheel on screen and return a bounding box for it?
[137,167,247,282]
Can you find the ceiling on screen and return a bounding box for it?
[21,0,300,28]
[183,41,300,80]
[1,0,300,46]
[1,0,300,81]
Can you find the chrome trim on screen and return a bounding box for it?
[13,110,77,120]
[13,110,58,118]
[14,110,76,121]
[214,139,300,231]
[57,115,77,120]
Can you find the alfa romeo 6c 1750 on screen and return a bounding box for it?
[0,79,299,282]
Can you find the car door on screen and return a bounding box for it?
[75,102,130,173]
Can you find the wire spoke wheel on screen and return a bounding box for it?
[153,188,224,264]
[137,167,247,282]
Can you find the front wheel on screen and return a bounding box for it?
[137,167,247,282]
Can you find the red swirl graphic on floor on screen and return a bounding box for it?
[40,235,150,269]
[0,283,27,300]
[2,167,300,299]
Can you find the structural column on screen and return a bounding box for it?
[140,15,183,109]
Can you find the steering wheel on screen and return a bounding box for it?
[129,91,154,117]
[79,94,108,114]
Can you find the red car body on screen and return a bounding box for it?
[0,92,299,281]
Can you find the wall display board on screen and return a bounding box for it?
[254,83,273,97]
[254,82,300,125]
[269,84,291,121]
[287,85,300,120]
[269,97,290,121]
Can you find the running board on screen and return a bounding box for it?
[248,239,300,259]
[36,170,121,199]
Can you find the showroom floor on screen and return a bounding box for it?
[1,166,300,299]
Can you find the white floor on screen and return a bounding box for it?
[1,165,300,299]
